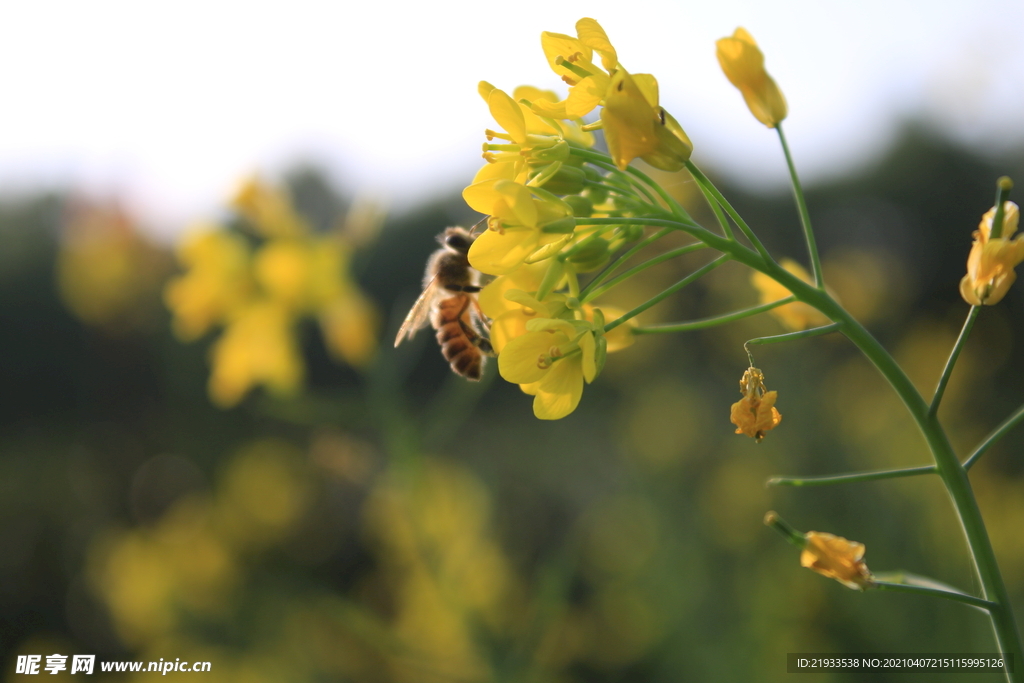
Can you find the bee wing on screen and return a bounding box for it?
[394,274,441,347]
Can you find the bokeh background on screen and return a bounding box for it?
[3,2,1024,681]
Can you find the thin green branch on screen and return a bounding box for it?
[776,124,823,287]
[572,148,685,219]
[872,580,996,612]
[929,306,980,419]
[582,243,708,303]
[604,255,730,332]
[744,323,841,365]
[633,297,795,335]
[691,168,734,239]
[965,403,1024,470]
[767,465,936,487]
[685,160,773,264]
[579,227,672,300]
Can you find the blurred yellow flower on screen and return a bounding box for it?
[232,175,309,237]
[207,303,303,408]
[730,366,781,442]
[165,175,379,406]
[800,531,872,590]
[601,70,692,171]
[752,259,830,330]
[716,28,788,128]
[57,201,169,331]
[960,201,1024,306]
[164,227,254,340]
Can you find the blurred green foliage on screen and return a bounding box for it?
[2,129,1024,681]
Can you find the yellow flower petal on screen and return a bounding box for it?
[575,18,617,72]
[532,355,584,420]
[488,88,527,144]
[800,531,872,590]
[498,329,563,385]
[716,27,788,128]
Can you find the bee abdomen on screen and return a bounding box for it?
[435,322,482,380]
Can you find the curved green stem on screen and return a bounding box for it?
[588,207,1022,676]
[744,323,840,366]
[872,580,996,611]
[633,297,795,334]
[604,255,730,333]
[767,465,936,487]
[580,227,672,300]
[573,148,692,221]
[776,124,823,287]
[582,243,708,303]
[965,403,1024,470]
[685,160,773,263]
[929,306,980,418]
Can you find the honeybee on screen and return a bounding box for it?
[394,226,493,380]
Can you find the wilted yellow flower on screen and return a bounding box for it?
[960,201,1024,306]
[800,531,872,590]
[752,259,830,330]
[716,28,788,128]
[730,366,781,442]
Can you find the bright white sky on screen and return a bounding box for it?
[1,0,1023,237]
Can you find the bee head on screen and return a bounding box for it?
[439,227,475,254]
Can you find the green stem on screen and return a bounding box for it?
[767,465,936,487]
[872,581,996,611]
[580,227,672,299]
[586,211,1022,676]
[776,124,823,287]
[965,403,1024,470]
[685,160,773,263]
[691,167,734,239]
[929,306,980,419]
[633,297,795,334]
[582,243,708,303]
[573,148,691,221]
[604,255,730,332]
[744,323,840,365]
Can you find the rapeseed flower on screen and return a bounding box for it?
[716,28,788,128]
[960,201,1024,306]
[800,531,872,590]
[532,18,692,171]
[463,179,575,275]
[499,318,598,420]
[730,366,781,442]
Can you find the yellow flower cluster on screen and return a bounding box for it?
[466,18,702,419]
[164,176,377,407]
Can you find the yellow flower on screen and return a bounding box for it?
[533,18,692,171]
[207,302,303,408]
[800,531,872,590]
[601,70,692,171]
[463,179,574,275]
[164,227,254,340]
[499,318,597,420]
[231,175,310,237]
[716,28,788,128]
[751,259,830,330]
[729,366,781,442]
[960,201,1024,306]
